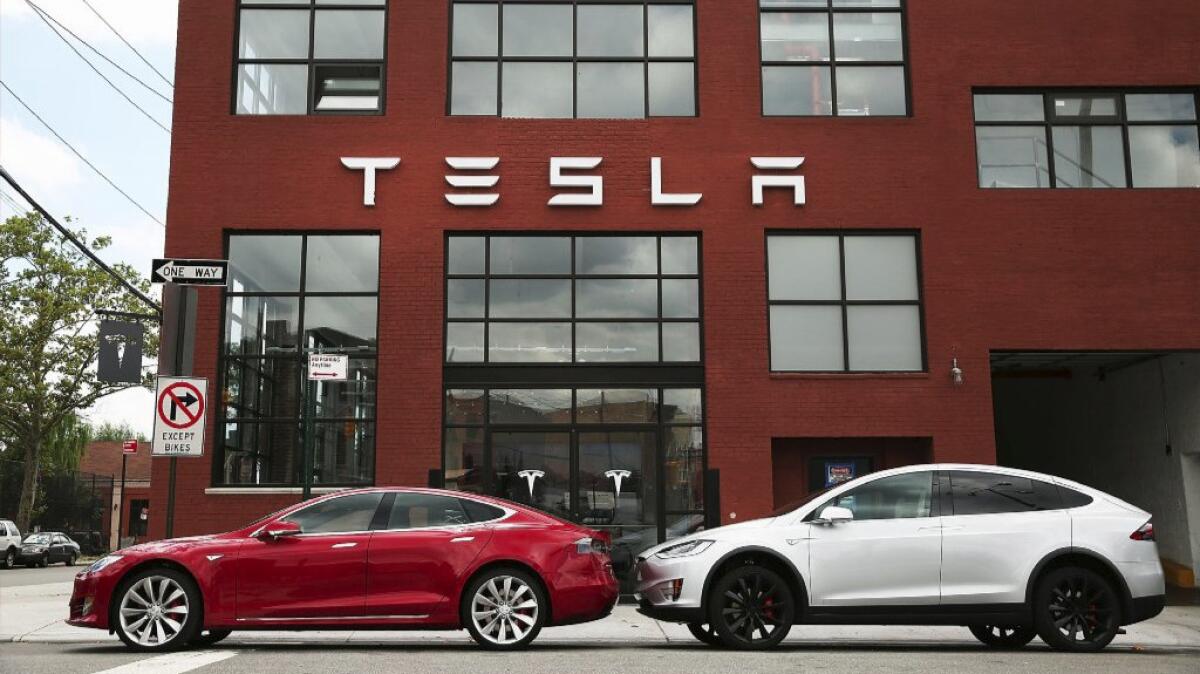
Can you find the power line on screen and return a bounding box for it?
[0,165,161,313]
[82,0,174,89]
[0,80,167,228]
[28,0,172,104]
[23,0,170,134]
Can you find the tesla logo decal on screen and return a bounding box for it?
[206,554,223,562]
[517,470,545,498]
[605,470,632,498]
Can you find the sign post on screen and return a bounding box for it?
[152,376,208,457]
[115,440,137,548]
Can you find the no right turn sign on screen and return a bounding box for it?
[152,376,208,457]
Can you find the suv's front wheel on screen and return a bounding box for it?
[969,624,1037,649]
[707,564,795,650]
[1033,567,1122,652]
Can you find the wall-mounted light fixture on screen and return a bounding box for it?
[951,357,965,386]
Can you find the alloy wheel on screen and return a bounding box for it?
[715,568,792,648]
[118,576,191,647]
[470,575,539,646]
[1044,571,1118,648]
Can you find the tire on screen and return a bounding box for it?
[462,567,547,650]
[707,564,795,650]
[190,629,233,647]
[969,624,1037,649]
[2,548,14,569]
[113,568,203,652]
[1033,566,1122,653]
[66,553,77,567]
[687,622,723,647]
[37,555,48,568]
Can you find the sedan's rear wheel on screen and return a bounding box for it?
[687,622,723,646]
[113,569,202,652]
[2,549,14,569]
[463,568,546,650]
[708,565,795,650]
[1034,567,1121,652]
[969,624,1037,649]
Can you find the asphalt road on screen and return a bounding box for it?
[1,641,1198,674]
[0,563,81,588]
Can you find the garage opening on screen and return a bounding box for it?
[991,351,1200,590]
[771,437,932,510]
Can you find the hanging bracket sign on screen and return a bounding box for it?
[308,354,349,381]
[152,376,208,457]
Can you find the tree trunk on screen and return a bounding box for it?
[15,434,42,532]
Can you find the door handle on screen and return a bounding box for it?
[331,542,358,549]
[450,536,475,543]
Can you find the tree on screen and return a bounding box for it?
[89,420,146,442]
[0,212,158,531]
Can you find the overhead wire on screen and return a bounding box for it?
[81,0,175,89]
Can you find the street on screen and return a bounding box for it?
[3,566,1198,674]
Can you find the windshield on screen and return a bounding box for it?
[24,534,51,545]
[770,486,835,517]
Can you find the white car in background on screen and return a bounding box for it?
[636,464,1165,652]
[1,519,21,569]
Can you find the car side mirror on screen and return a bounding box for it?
[258,520,302,540]
[814,506,854,525]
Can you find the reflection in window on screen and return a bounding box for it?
[449,1,696,118]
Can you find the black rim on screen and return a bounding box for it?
[980,625,1025,642]
[1047,574,1117,644]
[720,572,788,644]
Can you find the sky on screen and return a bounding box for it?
[1,0,179,437]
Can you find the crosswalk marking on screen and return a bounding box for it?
[91,650,237,674]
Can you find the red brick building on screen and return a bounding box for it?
[151,1,1200,586]
[79,441,151,548]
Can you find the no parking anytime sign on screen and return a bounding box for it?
[152,376,208,457]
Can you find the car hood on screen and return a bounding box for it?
[121,533,231,556]
[641,517,776,558]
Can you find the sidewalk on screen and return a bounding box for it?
[4,579,1200,650]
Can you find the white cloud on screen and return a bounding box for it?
[0,115,84,195]
[1,0,178,49]
[85,386,156,438]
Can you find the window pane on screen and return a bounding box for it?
[310,358,376,419]
[305,235,379,292]
[310,421,375,485]
[648,63,695,116]
[304,296,377,350]
[444,427,485,492]
[578,431,657,525]
[220,422,299,485]
[577,323,659,362]
[662,323,700,362]
[451,62,498,115]
[489,323,572,362]
[973,94,1045,122]
[1125,94,1197,122]
[282,492,382,532]
[760,12,830,62]
[445,389,486,424]
[229,235,302,292]
[1051,94,1119,120]
[663,389,703,423]
[447,236,486,274]
[502,63,573,118]
[314,10,385,59]
[491,432,571,517]
[833,0,900,6]
[490,236,572,274]
[662,279,699,318]
[665,426,704,511]
[387,493,470,529]
[237,64,308,115]
[313,65,381,112]
[647,4,694,57]
[578,5,644,57]
[846,305,922,371]
[489,390,573,424]
[1051,126,1128,188]
[1128,126,1200,188]
[577,389,658,423]
[502,4,572,57]
[761,0,829,6]
[836,66,906,115]
[770,305,843,371]
[577,279,658,318]
[239,9,309,59]
[843,236,918,301]
[225,296,300,355]
[489,280,571,318]
[661,237,699,275]
[447,279,485,318]
[452,3,498,57]
[767,235,841,301]
[762,65,832,116]
[975,126,1050,188]
[577,63,645,119]
[223,357,299,420]
[577,237,658,275]
[829,472,932,521]
[949,471,1056,515]
[446,323,484,362]
[833,12,903,61]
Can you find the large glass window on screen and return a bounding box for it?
[219,234,380,487]
[767,232,924,372]
[947,471,1062,516]
[760,0,908,117]
[445,235,701,364]
[448,2,697,118]
[974,89,1200,189]
[235,0,387,115]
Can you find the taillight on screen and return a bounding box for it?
[575,536,611,555]
[1130,520,1154,541]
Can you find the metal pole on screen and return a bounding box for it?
[164,285,193,538]
[116,454,127,549]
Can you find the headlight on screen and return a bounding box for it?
[86,555,123,574]
[655,539,714,559]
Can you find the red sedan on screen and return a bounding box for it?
[68,488,618,651]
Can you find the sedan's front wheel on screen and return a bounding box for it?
[707,565,795,650]
[463,568,546,650]
[113,568,202,651]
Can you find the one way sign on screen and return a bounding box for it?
[151,258,228,286]
[152,376,208,457]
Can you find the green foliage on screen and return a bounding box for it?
[88,420,146,442]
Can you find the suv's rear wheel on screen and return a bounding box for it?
[2,548,14,569]
[969,624,1037,649]
[707,565,795,650]
[1033,567,1121,652]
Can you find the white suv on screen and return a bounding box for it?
[1,519,21,569]
[636,464,1165,652]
